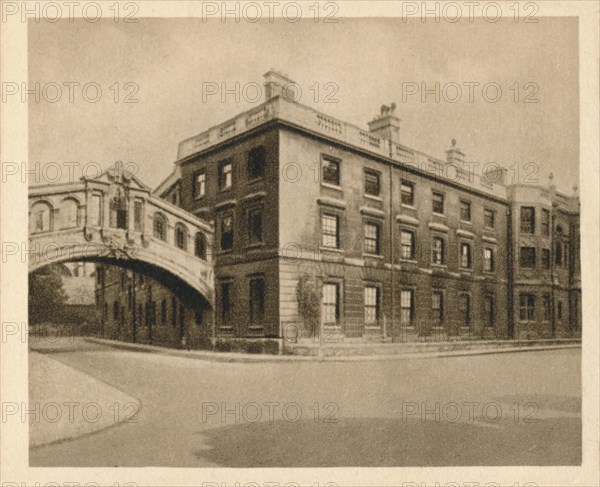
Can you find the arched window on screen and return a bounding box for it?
[30,201,52,233]
[59,198,79,229]
[153,213,167,241]
[195,232,207,260]
[175,223,188,251]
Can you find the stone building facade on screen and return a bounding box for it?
[96,71,581,349]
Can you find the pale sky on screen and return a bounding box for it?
[29,17,579,193]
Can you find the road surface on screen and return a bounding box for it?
[29,338,581,467]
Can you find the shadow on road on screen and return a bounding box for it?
[193,415,581,467]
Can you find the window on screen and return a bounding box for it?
[519,293,535,321]
[460,242,472,269]
[484,295,495,326]
[432,236,445,265]
[220,214,234,251]
[110,194,127,229]
[432,191,444,214]
[220,282,233,326]
[195,233,207,260]
[400,289,414,326]
[557,301,563,321]
[483,248,495,272]
[219,160,233,190]
[153,213,167,241]
[555,241,563,266]
[134,199,143,232]
[322,156,340,186]
[247,147,266,180]
[30,202,52,233]
[322,213,339,249]
[520,246,536,268]
[247,207,263,244]
[175,224,188,251]
[249,277,265,325]
[542,293,551,321]
[364,170,380,197]
[322,283,340,326]
[60,199,78,229]
[459,293,471,326]
[541,209,550,236]
[364,286,380,325]
[401,180,415,206]
[364,222,380,255]
[194,171,206,199]
[400,229,415,260]
[432,291,444,326]
[484,209,495,229]
[542,248,551,269]
[161,299,167,325]
[171,296,177,326]
[460,200,471,222]
[113,301,119,320]
[520,206,535,234]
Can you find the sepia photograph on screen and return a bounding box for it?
[1,2,599,486]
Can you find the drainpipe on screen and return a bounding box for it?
[388,139,395,343]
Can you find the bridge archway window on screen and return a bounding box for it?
[153,213,168,241]
[30,201,53,234]
[195,232,207,260]
[175,223,188,251]
[110,193,128,230]
[59,198,79,229]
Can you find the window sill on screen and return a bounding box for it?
[399,258,418,264]
[320,246,344,254]
[432,212,446,218]
[459,267,474,272]
[321,182,342,191]
[401,204,416,210]
[246,242,265,249]
[460,220,473,225]
[364,325,382,330]
[364,193,382,202]
[247,177,265,185]
[248,326,264,330]
[363,253,384,259]
[217,249,234,255]
[431,263,447,268]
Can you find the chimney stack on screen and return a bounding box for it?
[368,103,400,143]
[263,69,297,102]
[445,139,465,165]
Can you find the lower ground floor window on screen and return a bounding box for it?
[400,289,414,326]
[484,295,495,326]
[519,293,535,321]
[459,293,471,327]
[322,282,340,326]
[249,277,265,325]
[364,286,380,325]
[432,291,443,326]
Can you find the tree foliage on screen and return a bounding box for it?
[29,265,68,324]
[295,273,321,337]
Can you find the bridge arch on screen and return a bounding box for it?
[29,164,215,306]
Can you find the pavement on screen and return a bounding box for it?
[28,337,581,467]
[82,335,581,362]
[29,351,141,448]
